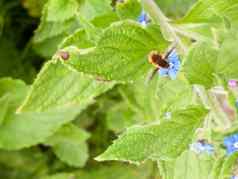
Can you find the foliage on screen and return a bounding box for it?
[0,0,238,178]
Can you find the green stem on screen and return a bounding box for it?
[193,85,211,108]
[193,85,232,131]
[141,0,187,53]
[173,24,213,44]
[208,88,232,130]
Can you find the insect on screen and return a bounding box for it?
[147,44,180,81]
[57,50,70,61]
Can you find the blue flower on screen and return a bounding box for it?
[159,50,180,80]
[137,11,150,26]
[224,133,238,155]
[231,176,238,179]
[190,141,214,155]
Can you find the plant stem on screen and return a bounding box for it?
[193,85,232,131]
[141,0,187,53]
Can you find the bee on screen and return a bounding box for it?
[148,51,170,69]
[147,45,177,82]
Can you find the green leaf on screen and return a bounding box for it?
[78,0,112,21]
[22,0,47,17]
[116,0,142,20]
[59,28,94,49]
[106,101,137,133]
[184,32,238,87]
[181,0,238,26]
[0,95,9,125]
[0,60,114,150]
[216,32,238,79]
[119,76,161,121]
[96,106,208,164]
[32,0,80,57]
[209,156,225,179]
[59,12,119,49]
[175,0,238,43]
[77,14,102,44]
[179,0,221,23]
[40,163,154,179]
[155,0,196,18]
[91,12,119,28]
[0,78,29,115]
[45,123,90,167]
[66,21,168,82]
[174,0,238,43]
[46,0,79,22]
[33,18,78,43]
[215,0,238,27]
[156,78,195,116]
[0,107,80,149]
[19,60,115,112]
[158,160,176,179]
[0,148,48,179]
[33,34,68,58]
[183,43,218,88]
[120,78,194,122]
[75,163,154,179]
[40,173,75,179]
[33,0,115,57]
[0,78,28,127]
[0,38,35,83]
[158,151,216,179]
[218,152,238,179]
[173,151,214,179]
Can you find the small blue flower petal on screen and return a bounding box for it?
[168,68,177,80]
[173,63,180,71]
[137,11,150,26]
[190,141,214,155]
[168,50,179,62]
[159,68,169,77]
[169,51,180,65]
[138,12,145,22]
[227,148,237,155]
[224,133,238,155]
[231,176,238,179]
[205,144,215,154]
[233,134,238,141]
[224,137,235,146]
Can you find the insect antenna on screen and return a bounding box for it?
[164,45,176,60]
[164,41,178,60]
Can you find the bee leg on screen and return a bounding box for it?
[145,68,159,85]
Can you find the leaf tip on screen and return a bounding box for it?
[94,152,112,162]
[95,152,141,165]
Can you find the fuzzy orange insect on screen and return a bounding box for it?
[148,51,170,69]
